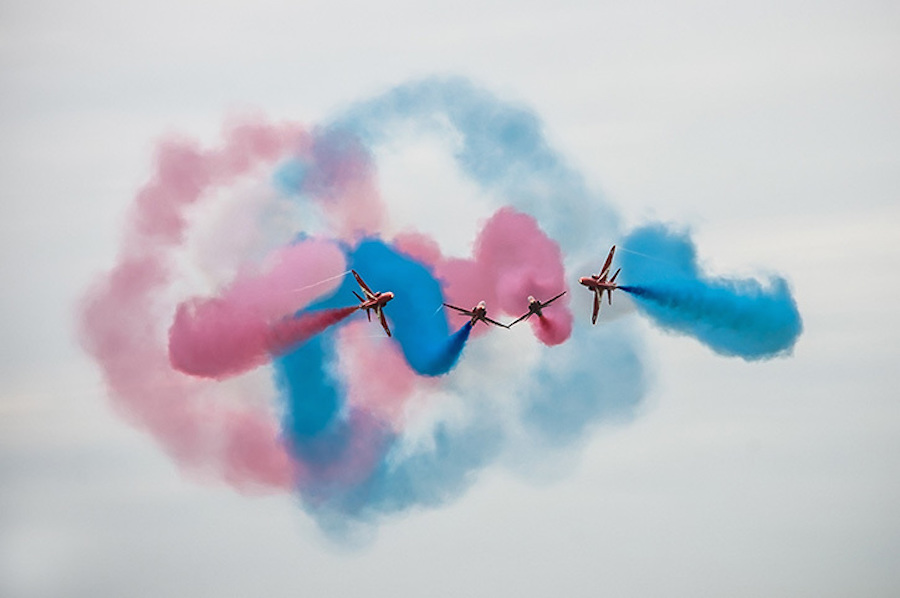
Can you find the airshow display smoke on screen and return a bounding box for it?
[619,224,802,360]
[79,77,802,530]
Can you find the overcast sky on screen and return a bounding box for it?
[2,0,899,596]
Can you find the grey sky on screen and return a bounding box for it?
[2,0,899,596]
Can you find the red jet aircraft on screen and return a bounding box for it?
[579,245,621,324]
[443,301,509,328]
[508,291,567,327]
[352,270,394,336]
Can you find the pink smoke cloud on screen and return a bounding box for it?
[168,240,349,379]
[79,117,311,491]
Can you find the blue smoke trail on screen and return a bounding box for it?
[275,334,340,440]
[276,332,396,501]
[327,76,620,258]
[273,239,474,487]
[619,224,803,359]
[272,239,493,522]
[348,240,471,376]
[301,238,472,376]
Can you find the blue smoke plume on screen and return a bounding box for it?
[619,224,803,359]
[329,76,619,258]
[301,238,472,376]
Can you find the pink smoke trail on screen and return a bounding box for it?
[79,118,313,491]
[267,306,359,356]
[168,240,348,379]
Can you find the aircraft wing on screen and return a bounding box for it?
[484,316,510,329]
[443,303,474,316]
[591,290,601,324]
[352,270,376,299]
[378,308,392,337]
[542,291,567,307]
[507,312,532,327]
[598,246,616,279]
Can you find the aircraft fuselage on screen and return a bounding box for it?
[578,277,617,292]
[358,291,394,312]
[469,301,488,324]
[526,296,544,317]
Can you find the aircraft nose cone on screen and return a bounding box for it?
[384,292,395,301]
[578,277,590,286]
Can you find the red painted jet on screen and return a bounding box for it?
[352,270,394,337]
[578,245,621,324]
[443,301,509,328]
[508,291,567,327]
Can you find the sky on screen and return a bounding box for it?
[2,0,899,596]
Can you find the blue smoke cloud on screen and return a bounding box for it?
[329,76,619,257]
[309,403,506,532]
[619,224,803,359]
[521,320,646,446]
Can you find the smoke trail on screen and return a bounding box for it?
[79,118,308,489]
[619,224,803,359]
[308,400,506,528]
[434,206,572,344]
[519,318,646,448]
[169,300,356,379]
[276,128,385,241]
[167,240,347,379]
[273,329,398,502]
[267,307,359,356]
[299,237,474,377]
[328,76,620,259]
[273,317,504,524]
[393,206,572,344]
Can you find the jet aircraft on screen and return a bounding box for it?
[508,291,567,327]
[443,301,509,328]
[578,245,621,324]
[351,270,394,336]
